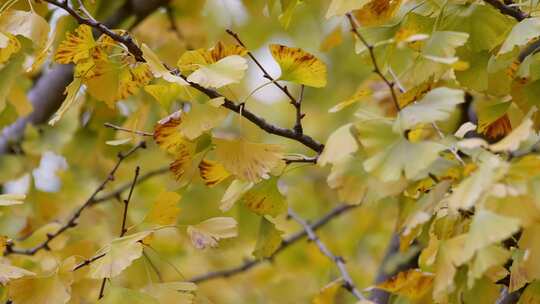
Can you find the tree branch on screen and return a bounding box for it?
[120,166,140,236]
[288,208,367,301]
[5,142,147,256]
[0,0,170,154]
[483,0,528,21]
[104,122,154,137]
[189,204,358,283]
[346,13,400,112]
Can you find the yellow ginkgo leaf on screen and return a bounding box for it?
[326,0,370,18]
[375,269,434,299]
[0,193,25,206]
[54,24,95,64]
[241,177,287,217]
[328,87,371,113]
[490,117,533,152]
[209,41,248,62]
[141,43,187,85]
[169,143,196,181]
[98,286,159,304]
[179,100,228,140]
[153,112,195,155]
[187,55,248,89]
[89,231,152,279]
[467,245,510,288]
[270,44,327,88]
[318,124,358,166]
[213,137,283,182]
[48,78,83,126]
[353,0,402,26]
[143,192,181,227]
[253,217,283,259]
[198,159,231,187]
[0,10,50,51]
[144,83,186,109]
[9,257,74,304]
[143,282,197,304]
[220,179,253,211]
[0,261,34,284]
[0,31,20,64]
[312,278,344,304]
[177,41,247,73]
[187,217,237,249]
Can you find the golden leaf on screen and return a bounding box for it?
[54,24,95,64]
[270,44,327,87]
[198,159,231,187]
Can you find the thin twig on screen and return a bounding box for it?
[293,85,305,134]
[98,278,107,299]
[288,208,367,301]
[226,29,298,104]
[91,166,170,205]
[104,122,154,137]
[346,13,400,112]
[120,166,140,236]
[189,204,358,283]
[73,253,106,271]
[5,142,147,256]
[47,1,325,153]
[483,0,528,21]
[283,155,317,164]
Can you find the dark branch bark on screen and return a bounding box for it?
[189,204,358,283]
[483,0,528,21]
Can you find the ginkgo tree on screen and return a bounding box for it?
[2,0,540,303]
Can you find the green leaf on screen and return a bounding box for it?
[241,177,287,217]
[253,217,283,259]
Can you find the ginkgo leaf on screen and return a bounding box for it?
[0,31,20,64]
[154,112,189,154]
[89,231,152,279]
[143,282,197,304]
[213,137,283,182]
[179,100,228,140]
[143,192,181,227]
[54,24,95,64]
[394,87,464,133]
[312,278,344,304]
[270,44,327,87]
[460,210,520,265]
[187,55,247,88]
[141,43,187,85]
[468,245,510,288]
[0,261,34,284]
[328,87,371,113]
[198,159,231,187]
[241,177,287,216]
[422,31,469,64]
[99,286,159,304]
[318,124,358,166]
[490,117,534,152]
[0,193,25,206]
[220,179,253,211]
[0,10,50,50]
[499,18,540,54]
[253,217,283,259]
[326,0,370,18]
[144,83,185,109]
[433,234,467,302]
[353,0,402,27]
[48,78,83,126]
[375,269,434,299]
[447,153,507,210]
[9,257,74,304]
[187,217,237,249]
[169,143,196,181]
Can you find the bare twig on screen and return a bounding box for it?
[5,142,147,256]
[483,0,528,21]
[104,122,154,137]
[98,278,107,299]
[120,166,140,236]
[293,85,305,134]
[283,155,318,164]
[288,208,367,301]
[226,29,298,105]
[189,204,358,283]
[346,13,400,112]
[91,166,170,205]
